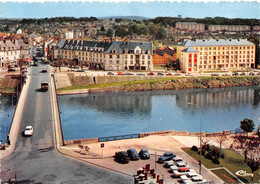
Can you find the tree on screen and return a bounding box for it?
[100,26,106,32]
[166,58,173,68]
[240,118,255,137]
[214,134,228,149]
[156,27,167,40]
[115,27,128,37]
[106,28,114,37]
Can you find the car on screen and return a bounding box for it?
[125,72,134,76]
[107,72,114,75]
[176,161,189,168]
[222,73,230,76]
[170,165,179,172]
[147,72,155,76]
[174,73,181,76]
[166,73,172,76]
[211,73,219,76]
[24,126,33,136]
[117,71,124,75]
[233,72,239,76]
[8,68,16,72]
[172,156,184,163]
[139,149,150,159]
[114,151,129,164]
[41,67,47,73]
[158,152,176,163]
[249,72,255,76]
[182,175,207,184]
[172,167,192,177]
[136,73,145,76]
[164,160,175,168]
[157,72,164,76]
[240,72,246,76]
[185,74,193,76]
[127,148,139,160]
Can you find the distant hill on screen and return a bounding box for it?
[99,16,150,21]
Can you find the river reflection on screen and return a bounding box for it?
[0,94,16,143]
[58,86,260,140]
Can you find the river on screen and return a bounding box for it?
[58,86,260,140]
[0,94,16,144]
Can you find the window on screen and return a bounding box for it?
[142,61,145,65]
[117,55,120,59]
[148,56,150,59]
[131,55,133,59]
[110,55,112,59]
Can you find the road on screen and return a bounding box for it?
[0,62,132,183]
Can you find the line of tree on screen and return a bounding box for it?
[151,16,259,27]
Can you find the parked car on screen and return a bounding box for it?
[233,72,239,76]
[139,149,150,159]
[117,72,124,75]
[158,152,176,163]
[8,68,16,72]
[147,72,155,76]
[182,175,207,184]
[172,167,191,177]
[114,151,129,164]
[166,73,172,76]
[249,72,255,76]
[240,72,246,76]
[127,148,139,160]
[107,72,114,75]
[125,72,134,75]
[174,73,181,76]
[136,73,145,76]
[211,73,219,76]
[23,126,33,136]
[164,160,175,168]
[176,161,189,168]
[157,72,164,76]
[173,157,184,163]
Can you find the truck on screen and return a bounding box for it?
[41,81,48,90]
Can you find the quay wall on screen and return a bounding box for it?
[63,130,231,145]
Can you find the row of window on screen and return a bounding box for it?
[195,46,255,51]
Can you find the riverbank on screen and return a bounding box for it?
[57,75,260,95]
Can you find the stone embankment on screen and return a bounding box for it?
[0,74,21,94]
[57,74,260,95]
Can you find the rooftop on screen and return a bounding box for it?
[179,39,254,47]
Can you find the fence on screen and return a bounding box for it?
[98,133,140,142]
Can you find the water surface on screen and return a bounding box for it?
[58,86,260,140]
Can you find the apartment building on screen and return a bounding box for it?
[54,39,153,71]
[177,39,255,73]
[153,46,176,66]
[0,40,20,68]
[175,22,205,32]
[208,25,250,32]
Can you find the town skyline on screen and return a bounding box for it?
[0,1,259,19]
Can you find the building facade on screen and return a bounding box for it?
[208,25,250,32]
[175,22,205,32]
[177,39,255,73]
[153,46,176,66]
[54,39,153,71]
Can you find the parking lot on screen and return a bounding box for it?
[60,135,223,184]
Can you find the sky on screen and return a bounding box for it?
[0,1,259,19]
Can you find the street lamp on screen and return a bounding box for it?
[188,102,202,175]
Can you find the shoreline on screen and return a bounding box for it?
[56,76,260,95]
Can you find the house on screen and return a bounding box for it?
[153,46,176,66]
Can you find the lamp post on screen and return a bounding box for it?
[188,102,202,175]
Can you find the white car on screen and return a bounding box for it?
[183,175,207,184]
[24,126,33,136]
[164,160,175,167]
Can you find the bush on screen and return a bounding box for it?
[212,158,220,164]
[219,149,225,159]
[191,145,198,152]
[205,152,213,160]
[212,147,220,157]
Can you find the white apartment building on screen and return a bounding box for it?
[208,25,250,32]
[177,39,255,73]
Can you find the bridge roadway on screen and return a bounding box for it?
[0,63,132,183]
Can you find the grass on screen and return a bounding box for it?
[212,169,240,183]
[57,75,260,93]
[182,148,259,183]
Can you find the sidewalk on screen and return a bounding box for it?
[0,76,31,160]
